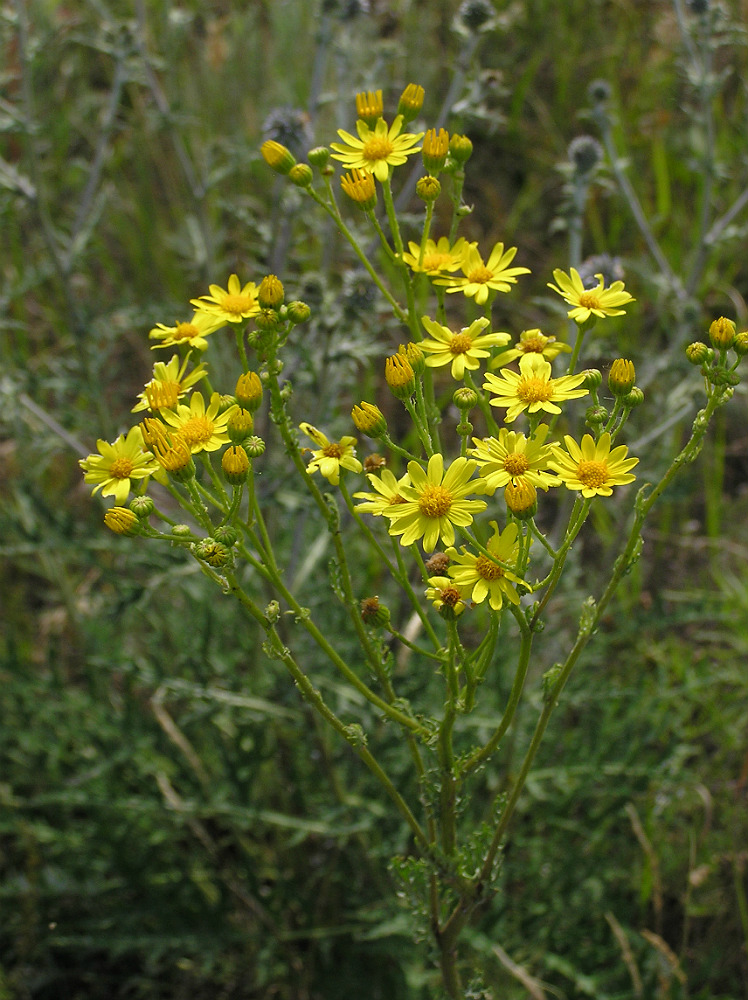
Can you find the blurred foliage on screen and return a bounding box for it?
[1,0,748,996]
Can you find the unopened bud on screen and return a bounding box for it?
[608,358,636,396]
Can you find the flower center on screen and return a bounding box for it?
[449,333,473,355]
[504,453,529,475]
[323,443,344,458]
[516,377,554,403]
[467,266,493,284]
[521,336,546,354]
[109,457,134,479]
[440,586,463,608]
[578,292,601,310]
[180,416,214,447]
[475,554,505,581]
[577,459,609,488]
[422,252,451,271]
[362,137,393,161]
[145,381,180,410]
[221,293,254,316]
[174,322,199,340]
[418,484,453,518]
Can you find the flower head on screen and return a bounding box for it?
[340,168,377,211]
[160,392,237,453]
[80,426,159,505]
[190,274,261,324]
[299,422,362,485]
[549,432,639,497]
[425,576,469,617]
[437,242,530,305]
[483,353,588,423]
[353,468,411,516]
[446,521,529,611]
[547,268,634,324]
[149,311,226,351]
[469,424,560,492]
[355,89,383,127]
[384,454,486,551]
[419,316,510,380]
[490,329,571,369]
[132,355,208,413]
[401,236,473,276]
[330,115,423,183]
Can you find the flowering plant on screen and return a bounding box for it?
[79,84,745,997]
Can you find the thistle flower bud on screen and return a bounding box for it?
[504,479,537,520]
[258,274,285,309]
[351,401,387,438]
[104,507,140,536]
[261,140,296,175]
[685,341,711,365]
[415,176,441,202]
[608,358,636,396]
[222,445,250,485]
[385,354,416,399]
[397,83,424,123]
[288,163,313,188]
[709,316,736,349]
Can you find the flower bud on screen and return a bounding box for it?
[351,401,387,438]
[286,300,311,324]
[422,128,449,174]
[235,371,263,411]
[623,386,645,408]
[448,133,473,164]
[222,445,250,485]
[415,175,441,201]
[587,78,612,105]
[585,405,609,429]
[360,596,391,628]
[227,407,254,443]
[171,524,192,538]
[307,146,331,169]
[288,163,313,188]
[244,436,266,459]
[504,479,537,520]
[709,316,736,349]
[398,341,425,376]
[193,539,232,567]
[104,507,140,536]
[568,135,604,176]
[733,331,748,356]
[129,496,155,519]
[385,354,416,399]
[397,83,424,122]
[355,89,383,128]
[261,140,296,175]
[580,368,602,390]
[608,358,636,396]
[213,526,239,547]
[258,274,285,309]
[340,168,377,211]
[685,341,712,365]
[453,387,478,411]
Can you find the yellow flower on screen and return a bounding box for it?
[420,316,510,380]
[132,355,208,413]
[490,329,571,369]
[384,454,486,552]
[353,468,411,516]
[401,236,473,276]
[355,89,383,127]
[149,311,226,351]
[436,242,530,305]
[483,353,588,423]
[79,426,159,505]
[425,576,469,617]
[330,115,423,183]
[549,432,638,497]
[547,268,634,324]
[160,392,237,453]
[340,168,377,211]
[299,423,363,485]
[468,424,560,492]
[446,521,528,611]
[190,274,261,324]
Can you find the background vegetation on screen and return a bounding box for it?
[1,0,747,996]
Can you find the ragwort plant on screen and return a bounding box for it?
[79,84,746,998]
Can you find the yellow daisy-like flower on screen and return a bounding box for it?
[384,454,487,552]
[468,424,560,493]
[160,391,237,453]
[419,316,510,381]
[353,468,411,516]
[547,268,635,324]
[299,422,363,486]
[490,329,571,369]
[446,521,529,612]
[79,425,159,505]
[549,432,639,498]
[329,114,424,183]
[425,576,469,617]
[436,242,530,305]
[149,311,226,352]
[483,353,588,423]
[190,274,261,324]
[132,355,208,413]
[400,236,473,275]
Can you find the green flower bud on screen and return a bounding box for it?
[129,496,155,519]
[288,163,313,188]
[286,300,311,324]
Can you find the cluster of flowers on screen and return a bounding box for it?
[80,84,748,622]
